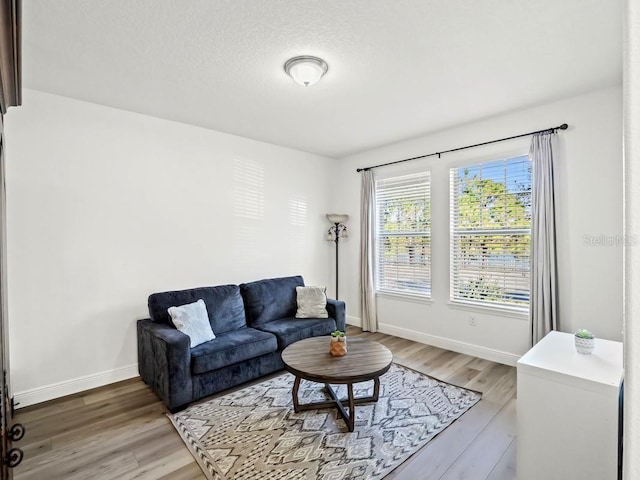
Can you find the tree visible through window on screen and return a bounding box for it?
[376,172,431,297]
[450,155,531,310]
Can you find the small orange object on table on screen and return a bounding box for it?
[330,338,347,356]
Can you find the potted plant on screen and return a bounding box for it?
[574,329,595,354]
[330,330,347,356]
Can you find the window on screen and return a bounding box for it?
[376,172,431,297]
[450,155,531,310]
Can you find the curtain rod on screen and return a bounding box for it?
[356,123,568,172]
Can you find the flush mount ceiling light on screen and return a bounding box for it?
[284,56,328,87]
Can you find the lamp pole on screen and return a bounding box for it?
[333,222,340,300]
[326,214,349,300]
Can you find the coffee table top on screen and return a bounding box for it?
[281,336,393,384]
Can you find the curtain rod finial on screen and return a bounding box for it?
[559,123,568,130]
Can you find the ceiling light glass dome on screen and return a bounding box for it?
[284,56,328,87]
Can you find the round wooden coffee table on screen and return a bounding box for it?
[281,336,393,432]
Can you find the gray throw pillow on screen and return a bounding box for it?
[168,299,216,348]
[295,286,329,318]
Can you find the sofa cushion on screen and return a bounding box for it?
[149,285,247,334]
[168,299,216,348]
[190,328,278,375]
[240,276,304,326]
[255,317,337,349]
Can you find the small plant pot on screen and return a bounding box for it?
[330,336,347,356]
[575,335,595,354]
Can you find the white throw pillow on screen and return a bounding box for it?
[168,299,216,348]
[295,286,329,319]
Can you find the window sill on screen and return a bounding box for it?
[376,291,433,305]
[447,300,529,320]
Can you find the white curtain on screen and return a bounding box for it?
[530,132,558,345]
[360,169,378,332]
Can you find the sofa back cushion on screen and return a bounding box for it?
[148,284,247,334]
[240,275,304,326]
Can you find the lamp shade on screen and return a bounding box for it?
[284,56,328,87]
[326,213,349,224]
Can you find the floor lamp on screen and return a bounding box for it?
[326,213,349,300]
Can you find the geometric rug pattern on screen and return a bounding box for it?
[169,363,481,480]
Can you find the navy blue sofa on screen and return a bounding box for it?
[137,275,346,411]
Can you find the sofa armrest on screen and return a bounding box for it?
[137,319,193,411]
[326,298,346,332]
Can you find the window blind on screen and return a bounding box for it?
[376,172,431,297]
[450,155,531,310]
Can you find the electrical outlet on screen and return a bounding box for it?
[469,316,477,326]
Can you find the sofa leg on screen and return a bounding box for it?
[169,404,188,414]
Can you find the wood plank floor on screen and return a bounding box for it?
[12,326,517,480]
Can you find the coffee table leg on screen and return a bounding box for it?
[346,383,355,432]
[291,378,382,432]
[292,376,301,413]
[372,376,381,402]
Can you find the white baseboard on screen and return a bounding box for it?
[378,323,520,366]
[347,317,520,366]
[346,315,361,327]
[13,364,139,409]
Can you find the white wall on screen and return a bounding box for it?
[334,86,623,364]
[5,89,336,406]
[624,0,639,476]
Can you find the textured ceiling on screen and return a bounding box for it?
[23,0,622,158]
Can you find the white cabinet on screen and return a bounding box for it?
[516,331,623,480]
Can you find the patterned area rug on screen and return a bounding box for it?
[169,363,481,480]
